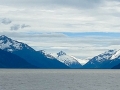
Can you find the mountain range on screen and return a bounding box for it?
[83,50,120,69]
[37,50,82,68]
[0,35,69,69]
[0,35,120,69]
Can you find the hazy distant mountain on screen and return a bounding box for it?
[52,51,82,68]
[82,50,120,69]
[0,49,37,68]
[0,35,69,69]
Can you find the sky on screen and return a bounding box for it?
[0,0,120,61]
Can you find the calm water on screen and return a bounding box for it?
[0,69,120,90]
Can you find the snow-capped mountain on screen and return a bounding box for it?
[0,35,32,52]
[0,35,69,69]
[82,49,120,68]
[90,50,116,62]
[52,51,82,68]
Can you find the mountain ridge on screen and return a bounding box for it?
[0,35,69,69]
[82,49,120,69]
[1,35,120,69]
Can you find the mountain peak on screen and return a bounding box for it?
[0,35,9,39]
[0,35,12,44]
[103,50,116,55]
[0,35,32,52]
[55,51,82,68]
[57,51,66,57]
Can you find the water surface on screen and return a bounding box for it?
[0,69,120,90]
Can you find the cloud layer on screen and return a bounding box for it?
[0,0,120,59]
[0,0,120,32]
[0,0,103,8]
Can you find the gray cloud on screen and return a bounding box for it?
[0,0,103,9]
[0,32,67,39]
[38,0,103,9]
[10,24,31,30]
[21,24,30,29]
[1,18,12,25]
[10,24,20,30]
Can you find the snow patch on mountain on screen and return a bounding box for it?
[94,50,116,62]
[52,51,82,68]
[110,49,120,60]
[71,56,89,65]
[38,50,55,59]
[57,54,77,65]
[0,35,31,52]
